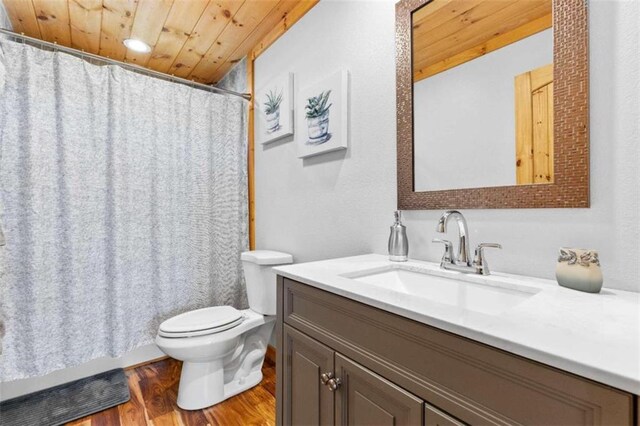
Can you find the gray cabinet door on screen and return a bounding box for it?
[334,353,423,426]
[424,404,465,426]
[283,324,335,426]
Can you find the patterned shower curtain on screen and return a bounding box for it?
[0,40,249,381]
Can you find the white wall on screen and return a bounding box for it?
[254,0,397,264]
[0,1,11,31]
[254,0,640,293]
[414,29,553,191]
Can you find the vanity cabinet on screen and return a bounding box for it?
[276,277,636,426]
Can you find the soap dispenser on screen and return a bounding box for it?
[388,210,409,262]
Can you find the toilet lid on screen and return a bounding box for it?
[159,306,243,337]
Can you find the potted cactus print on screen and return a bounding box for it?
[263,89,283,133]
[305,90,332,144]
[297,69,349,159]
[256,73,294,144]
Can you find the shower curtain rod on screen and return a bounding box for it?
[0,28,252,101]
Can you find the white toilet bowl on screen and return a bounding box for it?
[155,250,293,410]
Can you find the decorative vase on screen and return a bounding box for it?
[265,109,280,133]
[306,110,330,143]
[555,248,603,293]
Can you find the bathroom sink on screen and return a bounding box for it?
[342,266,540,316]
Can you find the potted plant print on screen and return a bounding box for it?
[264,89,283,133]
[305,90,332,144]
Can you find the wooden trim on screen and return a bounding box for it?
[247,55,256,250]
[2,0,42,38]
[396,0,590,209]
[266,344,276,364]
[515,69,534,184]
[246,0,318,250]
[124,355,169,371]
[250,0,320,61]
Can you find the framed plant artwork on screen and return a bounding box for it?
[297,69,349,158]
[256,73,294,144]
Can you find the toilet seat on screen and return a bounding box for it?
[159,306,244,338]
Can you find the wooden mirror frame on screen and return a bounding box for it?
[396,0,589,209]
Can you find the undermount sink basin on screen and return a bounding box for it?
[342,266,540,316]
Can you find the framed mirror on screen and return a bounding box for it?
[396,0,589,209]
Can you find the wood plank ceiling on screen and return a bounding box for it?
[412,0,552,82]
[2,0,315,84]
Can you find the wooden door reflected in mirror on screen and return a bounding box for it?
[515,63,554,185]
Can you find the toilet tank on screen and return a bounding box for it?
[241,250,293,315]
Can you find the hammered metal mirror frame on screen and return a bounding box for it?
[396,0,590,209]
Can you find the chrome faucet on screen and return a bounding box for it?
[436,210,471,265]
[432,210,502,275]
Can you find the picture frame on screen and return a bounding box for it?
[256,72,294,144]
[297,69,349,158]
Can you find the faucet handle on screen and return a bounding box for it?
[473,243,502,275]
[432,238,454,264]
[477,243,502,250]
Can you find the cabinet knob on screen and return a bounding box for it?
[320,372,333,385]
[327,377,342,391]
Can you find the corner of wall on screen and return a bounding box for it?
[0,1,12,30]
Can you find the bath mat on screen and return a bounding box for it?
[0,368,130,426]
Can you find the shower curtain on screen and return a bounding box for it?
[0,40,249,381]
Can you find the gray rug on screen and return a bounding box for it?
[0,368,130,426]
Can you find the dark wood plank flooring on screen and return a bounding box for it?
[66,357,276,426]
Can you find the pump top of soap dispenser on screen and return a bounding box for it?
[393,210,402,224]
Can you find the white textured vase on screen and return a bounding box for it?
[306,110,330,143]
[555,248,603,293]
[265,109,280,133]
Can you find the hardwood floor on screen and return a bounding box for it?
[66,357,276,426]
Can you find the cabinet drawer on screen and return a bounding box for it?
[282,277,634,425]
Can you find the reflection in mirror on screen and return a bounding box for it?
[412,0,553,192]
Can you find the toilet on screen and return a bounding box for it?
[155,250,293,410]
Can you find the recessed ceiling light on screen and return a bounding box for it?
[123,38,151,53]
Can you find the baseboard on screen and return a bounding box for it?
[124,355,169,371]
[266,344,276,364]
[3,343,275,401]
[0,343,164,401]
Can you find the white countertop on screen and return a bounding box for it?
[274,254,640,395]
